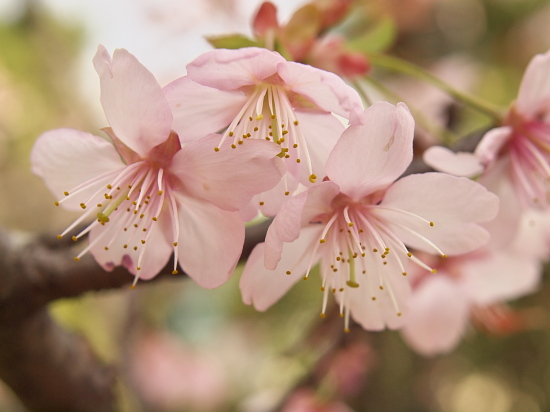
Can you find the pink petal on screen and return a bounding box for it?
[89,212,172,280]
[93,45,173,157]
[287,111,345,185]
[253,174,301,218]
[176,194,244,288]
[379,173,499,256]
[163,76,249,143]
[186,47,285,90]
[475,126,512,167]
[381,172,499,225]
[31,128,124,211]
[240,226,321,311]
[277,61,363,118]
[478,156,522,248]
[401,276,470,356]
[516,49,550,119]
[344,257,411,331]
[264,181,339,269]
[460,250,541,305]
[171,134,285,212]
[326,102,415,199]
[423,146,483,177]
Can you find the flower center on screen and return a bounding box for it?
[215,84,317,185]
[285,197,445,331]
[506,108,550,206]
[56,161,181,285]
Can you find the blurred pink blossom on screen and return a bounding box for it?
[131,331,227,411]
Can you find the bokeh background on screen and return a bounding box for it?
[2,0,550,411]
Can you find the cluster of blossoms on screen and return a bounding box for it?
[32,40,506,340]
[31,0,550,355]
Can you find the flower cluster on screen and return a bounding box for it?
[34,24,550,342]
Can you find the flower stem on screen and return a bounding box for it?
[369,53,505,123]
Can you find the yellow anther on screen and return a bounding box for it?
[152,217,158,221]
[107,184,112,189]
[72,236,77,242]
[442,254,447,258]
[379,285,384,290]
[259,201,265,206]
[214,147,220,152]
[407,252,412,257]
[373,248,378,252]
[346,280,359,288]
[320,287,325,291]
[282,130,288,135]
[286,270,291,275]
[136,267,141,271]
[173,242,178,246]
[296,159,301,163]
[431,269,437,274]
[141,240,146,244]
[158,190,163,196]
[320,313,326,318]
[172,270,179,275]
[348,222,354,227]
[256,114,263,120]
[320,239,326,243]
[139,214,144,219]
[54,201,59,206]
[64,191,69,196]
[231,144,237,149]
[238,140,244,145]
[429,221,434,227]
[271,114,276,119]
[133,246,138,251]
[229,131,234,137]
[294,120,299,125]
[130,285,136,290]
[104,246,109,251]
[402,272,407,276]
[249,116,253,121]
[74,257,80,262]
[293,144,298,148]
[397,312,402,317]
[80,203,86,209]
[303,276,308,280]
[97,203,103,207]
[123,244,128,248]
[57,234,63,240]
[285,191,290,195]
[371,297,376,301]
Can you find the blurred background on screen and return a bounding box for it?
[2,0,550,411]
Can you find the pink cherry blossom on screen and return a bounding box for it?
[164,47,363,197]
[240,102,499,331]
[401,209,550,356]
[434,50,550,213]
[31,45,284,288]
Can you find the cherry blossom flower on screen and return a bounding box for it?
[401,209,550,356]
[240,101,499,331]
[164,47,363,199]
[31,45,284,288]
[425,49,550,239]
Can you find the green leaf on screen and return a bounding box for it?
[205,34,259,50]
[347,17,396,55]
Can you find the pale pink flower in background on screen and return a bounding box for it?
[281,389,353,412]
[31,45,284,287]
[401,209,550,356]
[164,47,363,210]
[240,102,499,331]
[130,331,227,411]
[425,49,550,243]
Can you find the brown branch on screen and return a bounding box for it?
[0,220,270,411]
